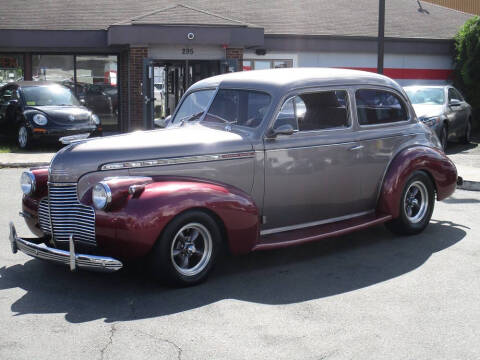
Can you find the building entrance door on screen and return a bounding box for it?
[143,60,221,128]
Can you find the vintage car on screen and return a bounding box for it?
[0,81,101,149]
[404,85,472,150]
[8,68,458,286]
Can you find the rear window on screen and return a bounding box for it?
[355,89,408,125]
[203,89,271,128]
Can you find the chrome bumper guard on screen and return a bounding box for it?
[9,222,122,272]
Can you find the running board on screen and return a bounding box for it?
[253,213,393,251]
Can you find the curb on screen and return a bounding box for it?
[0,162,50,169]
[457,180,480,192]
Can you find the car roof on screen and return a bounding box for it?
[404,85,448,89]
[189,67,404,95]
[4,81,65,88]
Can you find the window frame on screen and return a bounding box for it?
[270,87,353,135]
[353,86,413,129]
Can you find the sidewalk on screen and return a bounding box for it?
[455,164,480,191]
[0,152,54,168]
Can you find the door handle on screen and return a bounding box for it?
[349,145,364,151]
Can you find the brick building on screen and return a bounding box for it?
[0,0,474,132]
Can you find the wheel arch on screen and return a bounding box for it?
[377,146,457,218]
[154,206,230,255]
[97,178,260,260]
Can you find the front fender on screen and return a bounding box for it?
[377,146,457,218]
[95,179,259,259]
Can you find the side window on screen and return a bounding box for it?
[297,90,348,131]
[273,90,349,132]
[451,88,464,102]
[274,97,298,130]
[448,88,458,103]
[355,89,408,125]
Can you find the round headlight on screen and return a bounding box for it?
[33,113,48,126]
[20,171,36,195]
[92,182,112,210]
[91,114,100,125]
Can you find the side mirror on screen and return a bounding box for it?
[164,115,172,126]
[449,99,461,107]
[80,98,86,105]
[9,99,18,106]
[268,124,295,138]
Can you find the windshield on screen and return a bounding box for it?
[23,85,81,106]
[405,87,445,105]
[203,89,271,128]
[172,89,216,124]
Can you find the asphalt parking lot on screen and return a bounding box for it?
[1,167,479,359]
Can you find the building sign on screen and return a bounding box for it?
[182,48,194,55]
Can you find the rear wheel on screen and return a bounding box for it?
[462,118,472,144]
[148,210,222,286]
[385,171,435,235]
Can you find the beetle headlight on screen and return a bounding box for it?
[92,182,112,210]
[32,113,48,126]
[20,171,36,195]
[91,114,100,125]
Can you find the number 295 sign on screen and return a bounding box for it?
[182,48,194,55]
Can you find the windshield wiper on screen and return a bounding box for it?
[177,111,205,126]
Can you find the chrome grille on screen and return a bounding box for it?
[38,184,96,245]
[38,198,51,234]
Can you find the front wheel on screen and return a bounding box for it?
[148,210,222,286]
[462,118,472,144]
[439,125,448,151]
[17,124,30,149]
[385,171,435,235]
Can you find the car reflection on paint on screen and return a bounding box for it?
[9,68,457,287]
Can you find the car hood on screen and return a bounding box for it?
[49,124,254,182]
[27,105,92,125]
[412,104,444,119]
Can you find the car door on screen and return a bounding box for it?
[262,88,366,232]
[446,87,468,138]
[353,87,417,211]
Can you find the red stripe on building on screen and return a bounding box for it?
[340,67,453,80]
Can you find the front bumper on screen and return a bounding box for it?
[8,222,122,272]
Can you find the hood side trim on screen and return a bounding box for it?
[100,151,256,171]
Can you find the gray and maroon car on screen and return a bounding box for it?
[8,68,458,286]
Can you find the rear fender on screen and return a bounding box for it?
[377,146,457,218]
[94,179,259,259]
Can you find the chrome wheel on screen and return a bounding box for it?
[404,181,428,223]
[18,126,28,148]
[170,223,212,277]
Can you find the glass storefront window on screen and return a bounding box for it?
[243,59,293,71]
[31,54,119,131]
[32,55,74,83]
[253,60,271,70]
[75,55,118,131]
[0,54,24,85]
